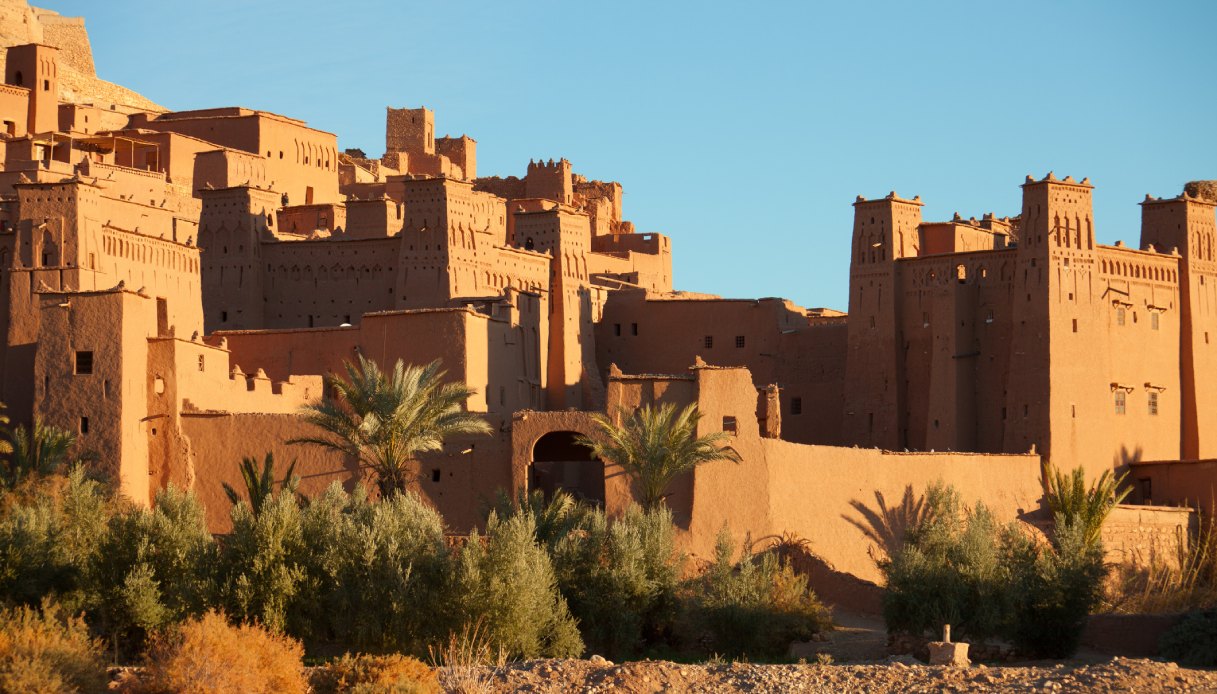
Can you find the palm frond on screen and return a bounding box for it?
[290,354,490,496]
[577,402,740,509]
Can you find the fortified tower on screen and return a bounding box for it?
[1007,173,1098,468]
[198,186,278,331]
[386,106,434,156]
[1141,192,1217,459]
[842,192,922,448]
[514,203,603,409]
[525,159,573,205]
[4,43,58,135]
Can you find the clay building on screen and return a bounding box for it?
[0,5,1206,582]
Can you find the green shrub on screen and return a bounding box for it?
[0,467,110,613]
[1160,610,1217,666]
[879,482,1110,658]
[92,486,217,652]
[1006,520,1106,658]
[880,483,1011,641]
[294,484,450,653]
[311,653,439,694]
[220,492,306,634]
[452,511,583,659]
[133,611,307,694]
[0,600,108,694]
[551,504,682,658]
[681,531,831,659]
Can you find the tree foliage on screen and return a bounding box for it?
[578,403,741,509]
[292,356,490,497]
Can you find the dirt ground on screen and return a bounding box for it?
[442,613,1216,693]
[452,656,1217,693]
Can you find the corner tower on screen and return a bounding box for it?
[1141,192,1217,459]
[5,43,58,135]
[842,192,922,448]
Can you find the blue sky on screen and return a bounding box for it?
[45,1,1217,310]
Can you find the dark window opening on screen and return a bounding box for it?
[79,416,89,434]
[791,397,802,415]
[704,335,713,348]
[1139,477,1152,501]
[735,335,745,348]
[431,469,441,483]
[221,310,228,323]
[614,323,621,337]
[867,412,874,432]
[1072,318,1078,333]
[631,323,638,336]
[722,416,737,434]
[74,351,93,375]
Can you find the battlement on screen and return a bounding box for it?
[1021,171,1092,189]
[853,191,923,207]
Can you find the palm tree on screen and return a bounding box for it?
[577,402,741,510]
[1043,462,1130,548]
[222,452,299,515]
[290,355,491,497]
[4,419,78,485]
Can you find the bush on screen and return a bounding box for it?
[0,467,110,613]
[220,492,306,634]
[292,484,450,653]
[133,611,307,694]
[0,601,108,694]
[681,531,831,659]
[452,511,584,659]
[92,486,217,653]
[879,482,1109,658]
[550,504,682,658]
[1006,520,1106,658]
[1160,610,1217,666]
[312,653,439,694]
[880,484,1011,641]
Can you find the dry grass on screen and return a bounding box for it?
[428,619,508,694]
[0,600,108,694]
[123,610,307,694]
[1105,509,1217,614]
[311,653,440,694]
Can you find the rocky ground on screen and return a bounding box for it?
[447,657,1217,693]
[440,614,1215,693]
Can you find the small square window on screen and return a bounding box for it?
[735,335,745,348]
[704,335,713,348]
[791,397,802,415]
[75,351,93,375]
[1149,391,1159,416]
[722,416,737,434]
[1115,390,1126,415]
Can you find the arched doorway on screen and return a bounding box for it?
[530,431,604,506]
